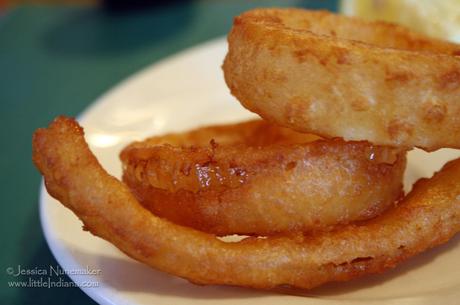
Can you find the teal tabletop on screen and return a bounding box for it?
[0,1,337,304]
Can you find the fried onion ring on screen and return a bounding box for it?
[223,8,460,151]
[121,120,406,235]
[33,117,460,290]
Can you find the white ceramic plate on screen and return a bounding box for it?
[40,37,460,305]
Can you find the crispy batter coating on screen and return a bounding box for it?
[33,117,460,290]
[121,120,406,235]
[223,8,460,151]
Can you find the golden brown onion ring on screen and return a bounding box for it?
[33,117,460,290]
[223,8,460,151]
[120,120,406,236]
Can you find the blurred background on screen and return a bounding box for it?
[1,0,459,304]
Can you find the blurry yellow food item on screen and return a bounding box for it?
[341,0,460,42]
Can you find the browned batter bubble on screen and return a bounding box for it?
[423,101,447,123]
[351,98,369,112]
[387,119,414,142]
[385,71,413,83]
[438,69,460,91]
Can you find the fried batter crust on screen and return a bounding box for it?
[223,8,460,151]
[121,120,406,235]
[33,117,460,290]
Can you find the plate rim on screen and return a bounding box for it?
[37,36,460,305]
[38,36,228,305]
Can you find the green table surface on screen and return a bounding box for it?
[0,1,337,304]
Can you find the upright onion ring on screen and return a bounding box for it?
[223,8,460,151]
[121,120,406,235]
[33,117,460,290]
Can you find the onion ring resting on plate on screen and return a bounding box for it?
[120,120,406,235]
[223,8,460,151]
[33,117,460,290]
